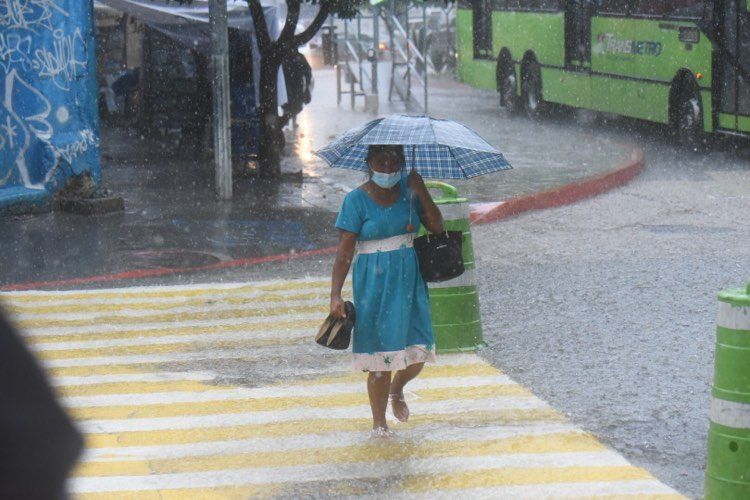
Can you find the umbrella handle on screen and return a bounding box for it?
[424,181,459,201]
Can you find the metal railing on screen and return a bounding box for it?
[383,5,431,113]
[334,16,377,110]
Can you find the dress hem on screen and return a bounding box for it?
[353,344,436,372]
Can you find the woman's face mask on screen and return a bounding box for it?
[371,171,401,189]
[368,150,403,189]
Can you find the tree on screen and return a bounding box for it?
[248,1,366,177]
[180,0,367,177]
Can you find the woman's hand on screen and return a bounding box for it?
[409,170,444,234]
[407,170,426,194]
[330,295,346,318]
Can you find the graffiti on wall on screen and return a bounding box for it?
[0,0,98,197]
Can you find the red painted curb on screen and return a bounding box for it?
[1,148,644,291]
[470,148,645,225]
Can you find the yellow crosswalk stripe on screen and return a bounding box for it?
[591,496,685,500]
[35,335,308,361]
[76,485,278,500]
[5,291,331,315]
[0,281,683,498]
[17,304,326,329]
[46,364,176,378]
[75,432,604,477]
[68,383,531,419]
[48,362,497,390]
[83,409,564,448]
[57,380,226,397]
[26,318,315,345]
[289,362,501,385]
[402,465,652,491]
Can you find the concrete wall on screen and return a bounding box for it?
[0,0,100,213]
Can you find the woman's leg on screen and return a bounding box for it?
[389,362,424,422]
[367,371,391,431]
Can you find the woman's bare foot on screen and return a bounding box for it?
[370,426,394,439]
[389,392,409,422]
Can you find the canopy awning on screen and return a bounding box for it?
[94,0,287,104]
[95,0,262,30]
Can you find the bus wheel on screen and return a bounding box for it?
[500,72,518,115]
[674,90,704,151]
[522,62,543,119]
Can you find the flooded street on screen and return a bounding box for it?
[474,119,750,498]
[3,1,750,495]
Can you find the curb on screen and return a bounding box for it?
[0,148,645,291]
[471,148,645,225]
[0,247,339,292]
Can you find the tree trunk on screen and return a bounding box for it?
[258,52,283,178]
[245,0,328,178]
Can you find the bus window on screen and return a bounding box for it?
[738,5,750,114]
[631,1,664,16]
[597,0,629,15]
[719,0,750,117]
[632,0,704,19]
[565,0,593,67]
[472,0,493,59]
[505,0,560,10]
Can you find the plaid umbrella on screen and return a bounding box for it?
[313,114,512,179]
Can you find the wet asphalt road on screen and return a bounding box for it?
[472,114,750,499]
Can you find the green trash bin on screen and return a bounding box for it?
[706,281,750,499]
[421,181,484,353]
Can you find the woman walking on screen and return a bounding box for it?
[329,144,444,435]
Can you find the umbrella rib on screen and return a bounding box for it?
[446,146,468,179]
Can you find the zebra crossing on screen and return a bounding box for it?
[1,279,683,498]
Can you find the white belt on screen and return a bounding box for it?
[357,233,415,254]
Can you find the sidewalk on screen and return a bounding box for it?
[0,278,683,498]
[0,65,638,289]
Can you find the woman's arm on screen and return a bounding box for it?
[330,230,357,318]
[408,171,444,234]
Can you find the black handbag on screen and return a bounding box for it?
[407,183,465,283]
[414,230,465,282]
[315,301,355,350]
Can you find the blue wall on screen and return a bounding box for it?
[0,0,100,212]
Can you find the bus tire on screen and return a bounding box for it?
[500,71,518,115]
[521,61,543,119]
[673,87,705,152]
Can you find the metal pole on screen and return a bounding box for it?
[357,15,363,89]
[422,2,428,113]
[336,63,342,106]
[372,7,379,96]
[405,2,411,104]
[209,0,232,200]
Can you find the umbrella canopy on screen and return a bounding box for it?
[313,114,512,179]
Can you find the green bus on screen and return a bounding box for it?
[456,1,750,145]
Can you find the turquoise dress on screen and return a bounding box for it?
[335,178,436,372]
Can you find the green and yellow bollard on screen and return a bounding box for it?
[422,181,483,353]
[706,281,750,499]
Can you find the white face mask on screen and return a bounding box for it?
[371,171,401,189]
